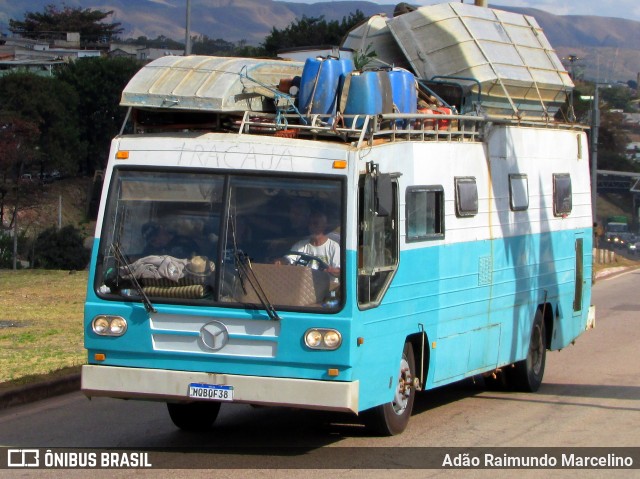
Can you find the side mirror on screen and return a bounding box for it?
[375,174,392,217]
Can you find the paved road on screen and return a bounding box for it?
[0,269,638,477]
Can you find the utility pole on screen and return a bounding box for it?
[12,142,22,271]
[12,206,18,270]
[590,86,600,224]
[185,0,192,56]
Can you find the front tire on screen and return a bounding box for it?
[507,310,546,392]
[364,342,416,436]
[167,401,221,432]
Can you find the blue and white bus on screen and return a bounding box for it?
[82,3,595,435]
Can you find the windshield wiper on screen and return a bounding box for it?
[234,251,280,321]
[112,243,157,314]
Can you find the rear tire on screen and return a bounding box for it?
[364,342,416,436]
[507,310,546,392]
[167,401,221,432]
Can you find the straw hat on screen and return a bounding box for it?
[187,256,214,275]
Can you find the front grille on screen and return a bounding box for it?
[150,314,279,358]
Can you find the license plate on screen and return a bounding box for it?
[188,383,234,401]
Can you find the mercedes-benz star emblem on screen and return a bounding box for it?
[200,321,229,351]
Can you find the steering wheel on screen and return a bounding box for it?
[283,251,329,271]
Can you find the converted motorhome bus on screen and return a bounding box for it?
[82,2,595,435]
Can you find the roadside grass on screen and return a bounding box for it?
[0,270,87,387]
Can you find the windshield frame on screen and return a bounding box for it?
[94,166,347,314]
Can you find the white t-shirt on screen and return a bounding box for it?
[287,238,340,270]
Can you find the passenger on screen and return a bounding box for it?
[285,211,340,275]
[141,221,198,259]
[287,201,311,238]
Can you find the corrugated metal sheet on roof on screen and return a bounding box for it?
[345,2,573,118]
[387,2,573,117]
[121,55,304,112]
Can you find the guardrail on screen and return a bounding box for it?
[593,248,617,264]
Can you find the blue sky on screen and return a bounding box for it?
[276,1,640,22]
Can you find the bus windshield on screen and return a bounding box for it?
[95,169,344,312]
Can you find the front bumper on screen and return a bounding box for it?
[82,365,359,413]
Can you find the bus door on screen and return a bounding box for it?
[357,162,399,308]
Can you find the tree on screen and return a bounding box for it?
[32,225,90,270]
[0,115,36,231]
[0,114,40,269]
[0,230,28,269]
[600,84,634,112]
[599,110,628,155]
[9,4,123,46]
[186,35,265,57]
[0,73,85,177]
[117,35,184,51]
[596,108,639,172]
[0,231,14,268]
[559,82,638,173]
[191,35,235,56]
[56,56,142,174]
[0,114,40,225]
[262,11,367,57]
[0,114,39,184]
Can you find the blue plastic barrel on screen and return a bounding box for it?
[388,68,417,127]
[388,69,417,114]
[341,71,393,126]
[298,57,354,116]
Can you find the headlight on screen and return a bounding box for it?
[92,315,128,336]
[93,316,110,334]
[305,330,323,348]
[109,317,127,335]
[304,328,342,350]
[323,330,342,348]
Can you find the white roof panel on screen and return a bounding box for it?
[121,56,304,112]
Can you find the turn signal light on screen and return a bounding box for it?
[332,160,347,169]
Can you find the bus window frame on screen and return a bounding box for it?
[94,166,348,314]
[405,185,445,242]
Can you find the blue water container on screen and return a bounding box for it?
[388,68,417,127]
[341,71,393,126]
[298,57,354,116]
[388,69,417,114]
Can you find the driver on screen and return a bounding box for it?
[285,210,340,275]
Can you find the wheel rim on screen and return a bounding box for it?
[391,356,412,415]
[529,323,544,376]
